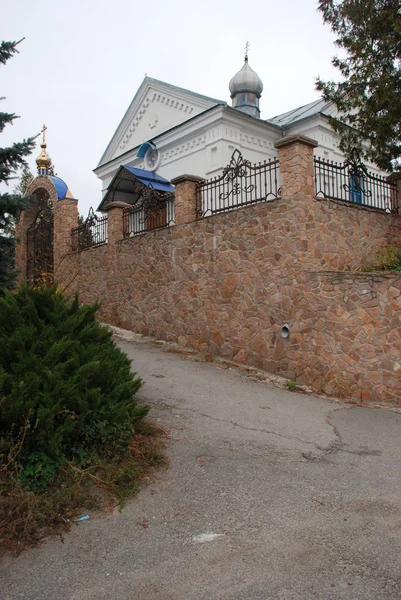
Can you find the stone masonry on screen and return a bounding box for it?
[16,176,78,288]
[171,175,203,225]
[61,195,401,403]
[18,138,401,403]
[275,134,318,197]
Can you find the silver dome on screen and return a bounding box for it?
[229,59,263,97]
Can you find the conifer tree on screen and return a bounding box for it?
[3,166,35,240]
[14,165,34,196]
[0,40,36,289]
[0,285,146,491]
[316,0,401,171]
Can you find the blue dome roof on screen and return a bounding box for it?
[48,176,75,200]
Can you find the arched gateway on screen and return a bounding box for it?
[25,187,54,286]
[15,126,78,286]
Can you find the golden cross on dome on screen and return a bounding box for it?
[244,41,250,58]
[41,124,47,146]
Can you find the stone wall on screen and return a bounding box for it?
[265,271,401,403]
[62,191,401,403]
[18,136,401,404]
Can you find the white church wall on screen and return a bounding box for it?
[117,93,213,158]
[97,108,282,201]
[287,117,387,178]
[98,98,390,213]
[98,79,220,167]
[121,101,193,153]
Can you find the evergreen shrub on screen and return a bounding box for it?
[0,286,147,491]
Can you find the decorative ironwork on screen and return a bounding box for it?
[26,197,54,286]
[196,149,281,218]
[123,184,175,238]
[314,149,398,213]
[71,207,108,251]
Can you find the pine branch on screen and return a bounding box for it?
[0,111,18,134]
[0,37,33,289]
[0,139,36,185]
[0,39,24,65]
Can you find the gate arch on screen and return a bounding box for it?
[16,176,58,286]
[26,194,54,286]
[14,126,78,287]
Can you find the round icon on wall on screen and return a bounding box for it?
[144,147,160,171]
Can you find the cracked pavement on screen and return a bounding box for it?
[2,336,401,600]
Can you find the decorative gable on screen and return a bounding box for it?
[97,77,223,168]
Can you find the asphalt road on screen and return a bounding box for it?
[2,332,401,600]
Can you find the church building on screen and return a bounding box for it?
[95,50,380,211]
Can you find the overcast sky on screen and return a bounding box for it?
[3,0,339,216]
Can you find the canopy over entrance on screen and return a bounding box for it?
[97,166,174,212]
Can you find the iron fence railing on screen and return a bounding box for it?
[314,150,398,213]
[196,149,281,218]
[123,195,175,238]
[71,208,108,251]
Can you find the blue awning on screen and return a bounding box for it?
[123,166,175,193]
[97,165,174,211]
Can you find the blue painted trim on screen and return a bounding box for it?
[137,141,156,158]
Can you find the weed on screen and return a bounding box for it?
[374,246,401,271]
[0,420,168,557]
[287,381,298,391]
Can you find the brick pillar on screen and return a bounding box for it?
[171,174,204,225]
[53,199,78,274]
[275,135,318,198]
[387,172,401,214]
[103,201,129,244]
[386,173,401,246]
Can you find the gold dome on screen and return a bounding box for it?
[36,124,52,175]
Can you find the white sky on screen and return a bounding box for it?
[2,0,338,216]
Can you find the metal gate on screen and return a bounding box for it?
[26,198,54,286]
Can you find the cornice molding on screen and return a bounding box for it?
[161,134,207,162]
[100,81,219,167]
[118,92,197,153]
[95,106,282,178]
[239,132,275,151]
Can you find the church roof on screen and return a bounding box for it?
[266,98,334,127]
[48,176,76,200]
[144,77,225,107]
[229,58,263,97]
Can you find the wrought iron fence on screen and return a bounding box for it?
[314,150,398,213]
[123,187,175,238]
[71,208,108,251]
[196,149,281,218]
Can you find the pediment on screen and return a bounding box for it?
[97,77,223,167]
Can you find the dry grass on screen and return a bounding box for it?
[0,421,169,557]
